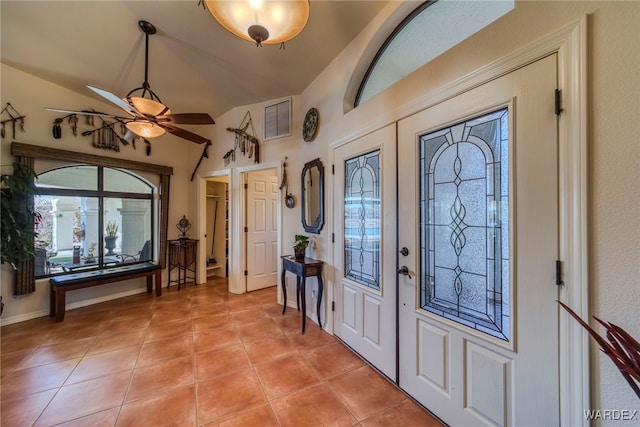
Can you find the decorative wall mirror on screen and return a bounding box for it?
[301,158,324,234]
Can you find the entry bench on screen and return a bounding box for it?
[49,262,162,322]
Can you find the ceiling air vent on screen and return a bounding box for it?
[264,98,291,141]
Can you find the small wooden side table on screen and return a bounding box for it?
[281,255,324,333]
[168,239,198,290]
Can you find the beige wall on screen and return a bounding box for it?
[1,0,638,421]
[0,64,204,320]
[294,1,639,420]
[585,1,640,417]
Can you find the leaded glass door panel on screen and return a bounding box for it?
[421,108,510,341]
[344,150,381,291]
[398,55,560,426]
[332,124,397,379]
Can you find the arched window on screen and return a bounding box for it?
[354,0,514,107]
[34,165,156,277]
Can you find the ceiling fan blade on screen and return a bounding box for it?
[44,107,130,121]
[86,85,138,116]
[161,124,210,144]
[157,113,215,125]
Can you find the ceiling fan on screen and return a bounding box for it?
[46,20,215,145]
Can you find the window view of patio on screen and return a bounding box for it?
[34,166,155,277]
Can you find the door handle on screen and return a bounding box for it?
[397,266,412,279]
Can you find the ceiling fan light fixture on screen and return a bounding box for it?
[48,20,215,146]
[122,129,138,143]
[127,96,171,117]
[205,0,309,45]
[126,120,166,138]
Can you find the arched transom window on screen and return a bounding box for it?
[355,0,514,106]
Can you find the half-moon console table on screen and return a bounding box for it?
[280,255,323,333]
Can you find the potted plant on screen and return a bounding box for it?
[1,162,41,270]
[293,234,309,260]
[104,220,118,255]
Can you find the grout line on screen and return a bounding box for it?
[1,280,442,426]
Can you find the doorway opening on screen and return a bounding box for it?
[197,170,231,291]
[205,176,229,281]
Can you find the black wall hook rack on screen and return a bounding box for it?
[0,102,26,139]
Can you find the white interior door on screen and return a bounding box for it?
[332,124,397,379]
[398,55,559,426]
[246,169,278,292]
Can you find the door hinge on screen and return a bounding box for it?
[244,226,248,232]
[555,260,564,286]
[332,301,335,311]
[331,233,335,243]
[244,270,248,276]
[332,164,335,175]
[244,183,248,189]
[554,89,563,115]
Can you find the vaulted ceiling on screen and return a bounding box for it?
[1,1,388,119]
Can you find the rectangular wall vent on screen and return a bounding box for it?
[264,98,291,141]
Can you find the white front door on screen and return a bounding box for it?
[246,169,278,292]
[332,124,397,379]
[397,55,560,426]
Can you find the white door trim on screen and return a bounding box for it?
[234,161,283,297]
[329,17,588,425]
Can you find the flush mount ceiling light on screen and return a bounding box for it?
[205,0,310,46]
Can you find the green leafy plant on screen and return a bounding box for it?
[294,234,310,250]
[105,220,118,237]
[559,301,640,399]
[1,162,41,270]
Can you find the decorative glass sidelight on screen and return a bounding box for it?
[419,109,510,341]
[344,150,381,290]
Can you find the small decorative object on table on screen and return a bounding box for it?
[84,243,97,263]
[293,234,309,260]
[72,246,81,264]
[177,215,192,239]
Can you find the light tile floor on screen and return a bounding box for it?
[1,277,443,426]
